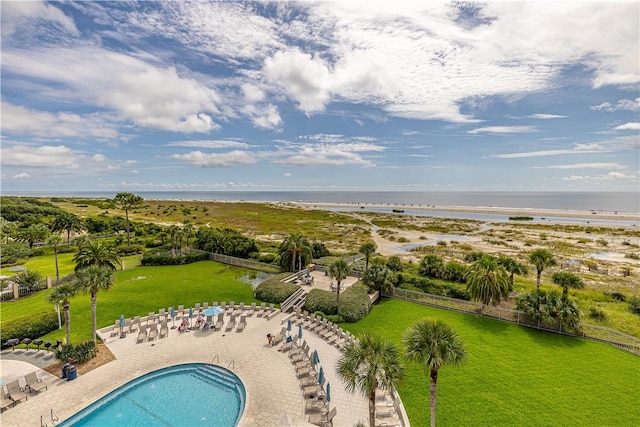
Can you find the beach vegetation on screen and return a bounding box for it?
[277,233,312,272]
[551,271,585,297]
[628,297,640,315]
[386,255,403,272]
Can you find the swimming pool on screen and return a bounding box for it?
[59,363,245,426]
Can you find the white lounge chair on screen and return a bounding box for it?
[6,380,27,403]
[24,372,47,394]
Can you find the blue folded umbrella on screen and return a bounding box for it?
[287,319,292,332]
[298,324,303,339]
[318,366,325,385]
[325,383,331,402]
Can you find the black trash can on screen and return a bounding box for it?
[62,363,70,379]
[66,365,77,381]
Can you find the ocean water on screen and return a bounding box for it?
[7,191,639,213]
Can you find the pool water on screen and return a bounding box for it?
[59,363,245,427]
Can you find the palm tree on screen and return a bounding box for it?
[359,242,377,273]
[51,212,84,245]
[362,263,394,294]
[47,235,64,283]
[168,225,179,256]
[551,271,584,298]
[47,284,77,345]
[528,249,557,290]
[17,223,50,248]
[336,332,404,427]
[419,254,444,278]
[113,192,144,246]
[404,319,466,427]
[75,266,115,345]
[296,236,312,272]
[464,256,510,310]
[277,233,309,272]
[497,256,529,289]
[329,259,350,308]
[183,221,195,253]
[157,230,168,246]
[516,290,552,327]
[73,240,120,272]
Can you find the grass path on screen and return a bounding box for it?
[342,298,640,427]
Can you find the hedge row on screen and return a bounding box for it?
[254,273,299,304]
[140,252,209,266]
[304,282,372,323]
[1,311,60,349]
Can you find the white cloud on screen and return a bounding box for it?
[12,173,30,180]
[1,101,120,140]
[564,171,637,182]
[493,146,608,159]
[547,163,624,170]
[125,160,139,165]
[167,140,250,149]
[468,126,537,135]
[2,48,222,133]
[591,97,640,112]
[1,0,79,37]
[275,141,383,167]
[2,145,82,168]
[170,150,257,167]
[528,114,567,120]
[263,49,332,115]
[283,172,292,177]
[614,122,640,131]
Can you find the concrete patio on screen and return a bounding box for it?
[0,308,372,427]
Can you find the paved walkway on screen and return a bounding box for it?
[0,309,369,427]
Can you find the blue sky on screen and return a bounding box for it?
[1,0,639,192]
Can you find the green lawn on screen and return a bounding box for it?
[0,261,259,343]
[341,298,640,427]
[0,254,141,280]
[2,265,638,426]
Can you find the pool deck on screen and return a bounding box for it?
[0,308,371,427]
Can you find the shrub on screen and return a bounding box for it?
[115,244,144,256]
[605,292,627,302]
[0,311,60,348]
[140,252,209,266]
[628,297,640,315]
[386,255,403,272]
[254,274,299,304]
[588,307,607,321]
[304,288,338,315]
[54,341,97,364]
[338,283,372,323]
[258,253,277,264]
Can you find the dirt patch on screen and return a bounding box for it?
[42,343,116,376]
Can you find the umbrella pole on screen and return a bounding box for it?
[171,317,176,329]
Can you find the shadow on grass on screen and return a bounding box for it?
[517,323,587,349]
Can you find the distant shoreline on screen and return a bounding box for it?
[288,201,640,222]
